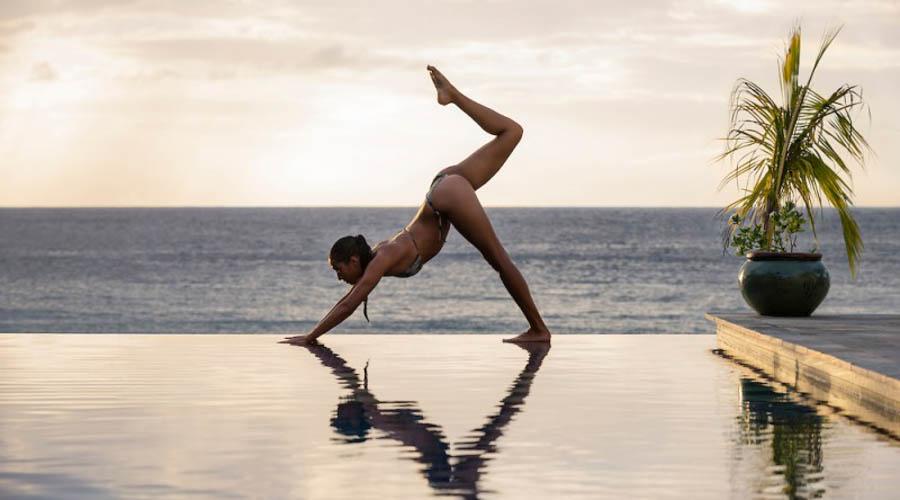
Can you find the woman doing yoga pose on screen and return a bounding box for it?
[282,66,551,345]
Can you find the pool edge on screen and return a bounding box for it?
[706,312,900,439]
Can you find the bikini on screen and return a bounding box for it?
[426,172,450,244]
[363,173,450,321]
[394,173,450,279]
[393,228,425,278]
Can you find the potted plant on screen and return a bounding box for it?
[717,25,872,317]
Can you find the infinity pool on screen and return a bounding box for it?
[1,334,897,499]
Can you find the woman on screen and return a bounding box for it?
[282,66,551,345]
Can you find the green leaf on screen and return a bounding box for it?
[715,23,871,277]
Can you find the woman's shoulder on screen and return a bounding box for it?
[371,238,403,262]
[364,240,405,278]
[371,237,391,253]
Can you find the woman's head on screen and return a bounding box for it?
[329,234,373,285]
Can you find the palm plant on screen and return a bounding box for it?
[717,24,871,276]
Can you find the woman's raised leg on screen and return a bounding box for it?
[430,175,551,343]
[428,66,523,191]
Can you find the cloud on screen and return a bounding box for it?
[0,0,138,21]
[711,0,773,14]
[0,19,34,52]
[112,36,419,77]
[29,61,57,81]
[0,19,34,36]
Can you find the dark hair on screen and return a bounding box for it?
[330,235,373,268]
[329,234,374,322]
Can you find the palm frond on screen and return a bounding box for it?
[715,24,872,276]
[804,152,864,275]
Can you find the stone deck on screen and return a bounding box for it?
[706,313,900,438]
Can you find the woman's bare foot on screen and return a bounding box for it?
[427,65,457,106]
[503,328,551,343]
[278,335,320,346]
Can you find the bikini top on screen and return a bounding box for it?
[384,174,448,281]
[393,228,424,278]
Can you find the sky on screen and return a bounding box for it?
[0,0,898,207]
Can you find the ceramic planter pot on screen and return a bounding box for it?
[738,251,830,316]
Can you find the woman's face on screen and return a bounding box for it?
[330,255,362,284]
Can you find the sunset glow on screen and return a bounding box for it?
[0,1,897,206]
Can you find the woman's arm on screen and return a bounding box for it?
[281,251,392,345]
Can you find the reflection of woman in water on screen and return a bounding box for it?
[304,342,549,497]
[282,66,550,345]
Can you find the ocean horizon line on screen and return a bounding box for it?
[2,205,899,210]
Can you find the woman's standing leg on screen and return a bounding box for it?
[427,66,550,343]
[432,176,551,343]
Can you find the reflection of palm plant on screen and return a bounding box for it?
[739,378,824,498]
[717,24,872,276]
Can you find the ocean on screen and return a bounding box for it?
[1,208,897,334]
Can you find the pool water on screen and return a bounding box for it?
[0,334,897,499]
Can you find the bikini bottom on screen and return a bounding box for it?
[425,173,449,243]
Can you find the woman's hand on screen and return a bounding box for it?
[280,246,391,346]
[279,335,319,346]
